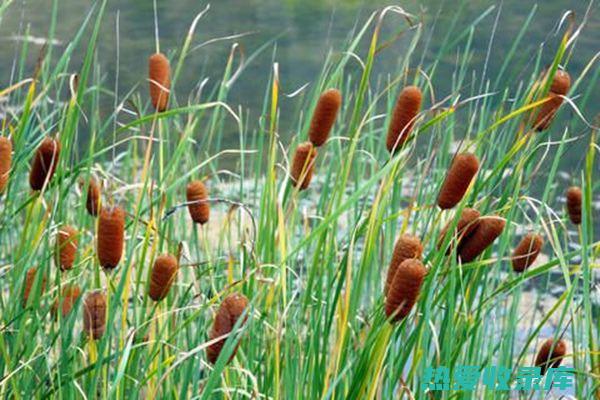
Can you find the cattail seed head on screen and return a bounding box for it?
[532,70,571,131]
[385,259,427,323]
[207,293,249,364]
[86,178,101,216]
[386,86,422,153]
[148,53,171,112]
[0,136,12,193]
[566,186,582,225]
[290,142,317,190]
[52,284,81,318]
[511,233,543,272]
[56,225,78,271]
[29,137,61,191]
[308,89,342,147]
[535,338,567,375]
[186,180,210,224]
[97,206,125,270]
[437,153,479,209]
[385,234,423,295]
[148,254,178,301]
[83,291,107,340]
[22,267,46,306]
[437,208,481,254]
[457,216,505,262]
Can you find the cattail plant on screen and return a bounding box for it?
[386,85,422,153]
[186,180,210,224]
[437,153,479,209]
[148,53,171,112]
[206,293,249,364]
[308,89,342,147]
[290,142,317,190]
[385,259,427,323]
[22,267,46,306]
[532,69,571,131]
[148,254,178,301]
[56,225,78,271]
[437,208,480,254]
[0,136,12,193]
[566,186,582,225]
[457,216,505,262]
[511,233,543,272]
[52,284,81,318]
[86,178,101,216]
[97,206,125,270]
[385,234,423,294]
[535,338,567,375]
[29,137,61,191]
[83,291,107,340]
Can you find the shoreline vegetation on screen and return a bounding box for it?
[0,1,598,399]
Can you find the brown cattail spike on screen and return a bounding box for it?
[0,136,12,193]
[437,208,481,254]
[22,267,46,306]
[386,86,422,153]
[29,137,61,191]
[52,285,81,318]
[566,186,582,225]
[308,89,342,147]
[457,216,505,262]
[148,254,178,301]
[56,225,78,271]
[535,338,567,375]
[385,259,427,323]
[437,153,480,209]
[290,142,317,190]
[186,180,210,224]
[83,291,107,340]
[385,234,423,295]
[511,233,543,272]
[532,69,571,131]
[97,206,125,270]
[149,53,171,112]
[86,178,101,216]
[207,293,249,364]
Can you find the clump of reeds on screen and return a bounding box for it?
[207,293,249,364]
[532,69,571,131]
[511,233,543,272]
[385,259,427,323]
[148,53,171,112]
[83,290,107,340]
[457,216,505,262]
[386,85,422,153]
[56,225,78,271]
[29,137,61,191]
[86,178,101,217]
[535,338,567,375]
[22,267,46,306]
[566,186,582,225]
[148,254,178,301]
[437,208,480,254]
[308,89,342,147]
[51,284,81,318]
[186,180,210,224]
[97,206,125,270]
[0,136,12,193]
[290,142,317,190]
[385,234,423,294]
[437,153,479,209]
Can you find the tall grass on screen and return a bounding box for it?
[0,1,598,399]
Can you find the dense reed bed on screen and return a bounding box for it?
[0,2,598,399]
